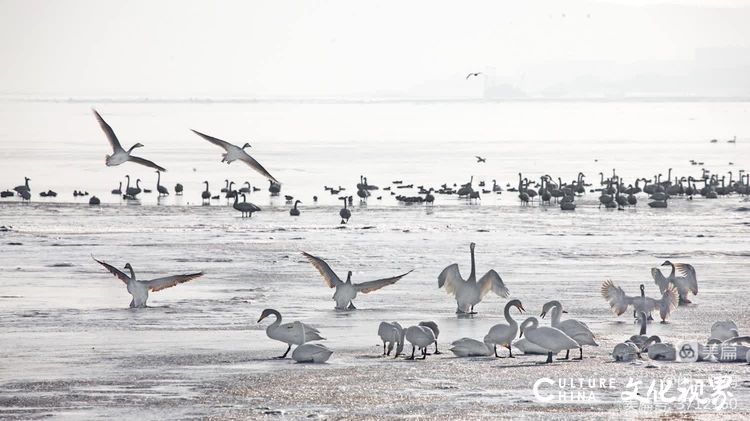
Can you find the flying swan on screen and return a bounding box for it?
[93,109,166,172]
[191,129,279,184]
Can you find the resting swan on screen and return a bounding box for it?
[438,242,510,314]
[710,320,739,342]
[257,309,324,359]
[291,321,333,363]
[484,299,525,357]
[519,317,579,364]
[418,321,441,354]
[651,260,698,305]
[541,300,598,360]
[601,281,677,322]
[450,338,493,357]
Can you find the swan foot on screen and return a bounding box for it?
[433,351,442,355]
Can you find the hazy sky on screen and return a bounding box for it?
[1,0,749,98]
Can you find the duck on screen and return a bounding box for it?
[438,242,509,314]
[484,299,525,357]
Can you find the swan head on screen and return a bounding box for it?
[519,317,537,337]
[639,284,645,292]
[124,263,132,270]
[508,299,525,313]
[540,300,562,318]
[257,308,276,323]
[660,260,672,267]
[241,143,251,149]
[469,242,476,251]
[346,271,352,283]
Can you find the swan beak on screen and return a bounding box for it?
[562,310,568,314]
[518,304,525,313]
[539,311,546,318]
[257,315,266,323]
[519,330,524,338]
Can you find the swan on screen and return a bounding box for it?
[111,182,122,195]
[647,342,676,361]
[233,194,261,217]
[291,321,333,363]
[484,299,525,357]
[93,109,166,171]
[450,338,493,357]
[438,242,510,314]
[201,181,211,204]
[155,171,169,196]
[511,338,549,355]
[14,177,30,195]
[191,129,279,184]
[257,309,325,359]
[612,342,639,362]
[125,176,142,198]
[174,183,183,195]
[601,281,677,322]
[710,320,739,342]
[378,321,405,357]
[339,197,351,224]
[628,311,650,350]
[290,200,301,216]
[519,317,579,363]
[540,301,598,360]
[652,260,698,305]
[92,256,203,308]
[405,325,436,360]
[418,321,441,354]
[302,252,412,310]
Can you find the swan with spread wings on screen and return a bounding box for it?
[601,280,678,323]
[191,129,279,184]
[438,242,510,314]
[302,252,413,310]
[651,260,698,305]
[93,256,203,308]
[93,109,167,172]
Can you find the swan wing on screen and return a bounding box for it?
[127,155,167,172]
[658,286,678,320]
[301,252,342,288]
[191,129,234,151]
[237,153,280,184]
[92,109,124,152]
[355,270,413,293]
[675,263,698,294]
[601,279,631,316]
[651,267,670,294]
[438,263,464,295]
[146,272,204,292]
[92,256,131,285]
[478,270,510,298]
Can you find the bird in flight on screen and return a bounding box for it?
[466,72,482,79]
[302,251,413,310]
[93,109,167,172]
[476,156,487,163]
[92,256,204,308]
[191,129,280,184]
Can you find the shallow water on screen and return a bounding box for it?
[1,100,750,419]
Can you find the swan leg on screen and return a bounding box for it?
[275,344,291,359]
[506,344,514,358]
[558,349,570,360]
[421,348,427,360]
[433,342,441,355]
[383,341,388,356]
[469,305,477,315]
[129,299,135,308]
[575,347,584,360]
[545,352,553,364]
[407,345,415,360]
[347,302,357,310]
[494,345,499,358]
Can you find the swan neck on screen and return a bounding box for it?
[639,317,647,335]
[469,247,476,280]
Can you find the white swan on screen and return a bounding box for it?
[291,321,333,363]
[612,342,639,362]
[257,308,324,359]
[302,252,412,310]
[405,325,436,360]
[519,317,579,364]
[601,281,677,322]
[647,342,676,361]
[438,242,510,314]
[540,300,598,360]
[191,129,279,184]
[710,320,739,342]
[511,338,549,355]
[377,321,405,357]
[484,299,525,357]
[93,257,203,308]
[651,260,698,305]
[450,338,493,357]
[93,109,166,171]
[418,321,441,354]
